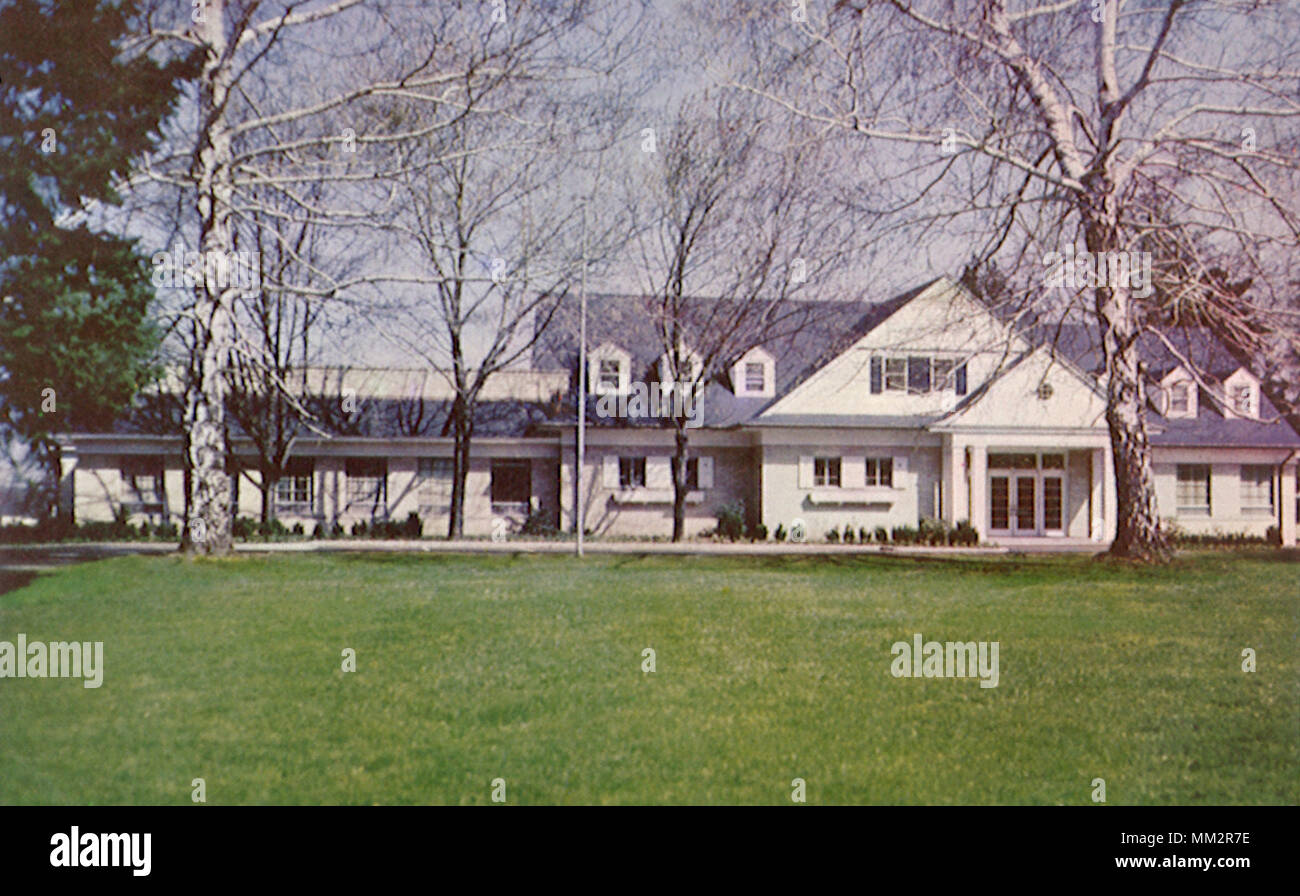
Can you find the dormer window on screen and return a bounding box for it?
[588,343,630,395]
[1160,368,1197,419]
[1230,384,1252,416]
[1169,382,1190,414]
[732,347,775,397]
[597,359,621,391]
[1220,367,1260,419]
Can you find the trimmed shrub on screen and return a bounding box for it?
[232,516,256,539]
[1170,529,1269,548]
[825,525,841,543]
[370,520,405,539]
[891,525,918,545]
[875,526,888,544]
[715,501,747,542]
[842,525,855,544]
[257,518,288,538]
[951,519,978,546]
[403,512,424,538]
[773,524,787,542]
[751,523,769,542]
[859,526,871,543]
[919,517,951,546]
[519,508,557,537]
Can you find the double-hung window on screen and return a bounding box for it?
[1240,465,1274,515]
[1175,464,1211,515]
[619,457,647,489]
[122,458,164,514]
[865,457,893,487]
[814,457,842,488]
[274,459,313,513]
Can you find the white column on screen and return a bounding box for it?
[1280,460,1297,546]
[58,445,78,524]
[165,465,186,524]
[1103,444,1117,543]
[558,451,575,533]
[969,444,987,540]
[940,436,968,526]
[1090,447,1105,542]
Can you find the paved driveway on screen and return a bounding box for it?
[0,543,175,595]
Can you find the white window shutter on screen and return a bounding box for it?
[843,455,866,489]
[798,455,813,488]
[698,456,714,489]
[893,454,909,478]
[648,456,672,489]
[602,454,620,488]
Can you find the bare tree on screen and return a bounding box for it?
[627,92,843,541]
[727,0,1300,561]
[225,179,346,524]
[124,0,585,553]
[352,2,639,538]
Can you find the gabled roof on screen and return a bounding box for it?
[757,280,938,412]
[532,288,915,428]
[930,343,1108,431]
[1027,322,1300,447]
[1027,322,1245,382]
[753,276,1023,426]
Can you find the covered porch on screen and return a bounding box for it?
[938,432,1115,544]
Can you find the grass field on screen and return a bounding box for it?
[0,550,1296,805]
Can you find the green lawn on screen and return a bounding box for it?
[0,550,1296,805]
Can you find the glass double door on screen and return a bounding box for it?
[990,472,1064,536]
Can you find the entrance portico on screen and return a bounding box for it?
[939,432,1114,543]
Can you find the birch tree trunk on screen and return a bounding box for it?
[183,0,235,555]
[1085,213,1167,560]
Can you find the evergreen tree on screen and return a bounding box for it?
[0,0,197,518]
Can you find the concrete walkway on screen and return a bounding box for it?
[1,536,1102,571]
[231,538,1103,556]
[3,538,1057,594]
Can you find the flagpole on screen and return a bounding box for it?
[576,202,588,558]
[575,148,605,558]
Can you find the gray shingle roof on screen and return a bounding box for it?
[74,279,1297,450]
[104,394,549,440]
[532,281,939,428]
[1028,321,1300,447]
